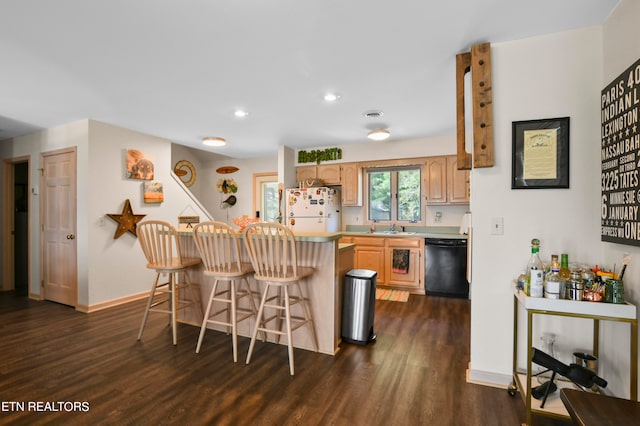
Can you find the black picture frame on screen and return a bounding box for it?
[512,117,570,189]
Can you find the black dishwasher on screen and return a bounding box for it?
[424,238,469,298]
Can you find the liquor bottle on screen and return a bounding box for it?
[559,253,570,281]
[544,254,564,299]
[526,238,544,297]
[517,271,527,291]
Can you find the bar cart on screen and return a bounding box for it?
[508,286,637,425]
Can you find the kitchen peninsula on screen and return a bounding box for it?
[177,231,351,355]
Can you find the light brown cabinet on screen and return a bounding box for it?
[296,164,341,185]
[351,236,385,285]
[340,163,362,206]
[447,156,470,204]
[424,156,447,204]
[340,235,424,293]
[295,162,362,206]
[296,165,317,182]
[385,238,423,289]
[424,155,470,205]
[317,164,341,185]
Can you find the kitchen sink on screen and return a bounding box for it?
[364,231,417,235]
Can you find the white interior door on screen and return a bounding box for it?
[41,148,77,306]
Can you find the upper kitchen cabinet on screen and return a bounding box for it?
[424,156,447,204]
[424,155,470,205]
[340,163,362,206]
[296,164,340,184]
[317,164,341,185]
[447,156,470,204]
[295,163,362,206]
[296,165,317,182]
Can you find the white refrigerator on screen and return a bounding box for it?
[285,187,341,232]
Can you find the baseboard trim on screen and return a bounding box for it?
[29,292,42,301]
[466,368,513,389]
[76,291,149,313]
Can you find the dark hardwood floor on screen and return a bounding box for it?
[0,291,571,425]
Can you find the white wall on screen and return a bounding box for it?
[198,155,278,225]
[469,26,605,387]
[86,120,210,307]
[600,0,640,398]
[170,143,210,200]
[1,120,210,308]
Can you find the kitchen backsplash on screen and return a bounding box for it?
[341,204,469,229]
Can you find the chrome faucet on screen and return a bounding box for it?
[390,223,396,232]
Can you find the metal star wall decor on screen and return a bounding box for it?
[107,199,146,239]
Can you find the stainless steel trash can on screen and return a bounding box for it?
[341,269,377,345]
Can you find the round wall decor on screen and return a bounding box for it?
[174,160,196,187]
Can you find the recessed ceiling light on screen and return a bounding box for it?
[324,93,340,102]
[367,129,390,141]
[234,109,249,118]
[203,137,226,147]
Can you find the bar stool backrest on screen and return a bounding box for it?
[243,222,299,280]
[193,221,243,274]
[137,220,182,268]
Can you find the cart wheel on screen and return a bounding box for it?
[507,382,517,396]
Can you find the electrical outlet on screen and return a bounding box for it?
[434,211,442,223]
[491,217,504,235]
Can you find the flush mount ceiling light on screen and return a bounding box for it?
[323,93,340,102]
[367,129,390,141]
[234,109,249,118]
[202,137,226,147]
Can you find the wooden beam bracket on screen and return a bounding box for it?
[456,42,494,169]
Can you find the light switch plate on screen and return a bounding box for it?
[490,217,504,235]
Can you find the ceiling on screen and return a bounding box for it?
[0,0,619,159]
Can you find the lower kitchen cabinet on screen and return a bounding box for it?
[385,238,423,289]
[352,237,385,285]
[340,235,424,293]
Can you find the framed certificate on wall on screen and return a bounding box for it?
[512,117,570,189]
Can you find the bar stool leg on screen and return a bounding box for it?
[196,279,219,354]
[231,281,238,362]
[246,283,270,365]
[242,278,266,342]
[138,273,160,341]
[275,286,284,345]
[284,285,295,375]
[171,272,178,345]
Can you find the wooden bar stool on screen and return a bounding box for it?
[192,221,263,362]
[136,220,202,345]
[243,222,318,375]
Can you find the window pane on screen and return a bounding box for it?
[262,182,279,222]
[369,171,391,221]
[397,169,421,221]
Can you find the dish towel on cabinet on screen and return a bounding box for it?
[392,249,410,274]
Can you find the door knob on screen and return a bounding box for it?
[66,234,75,240]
